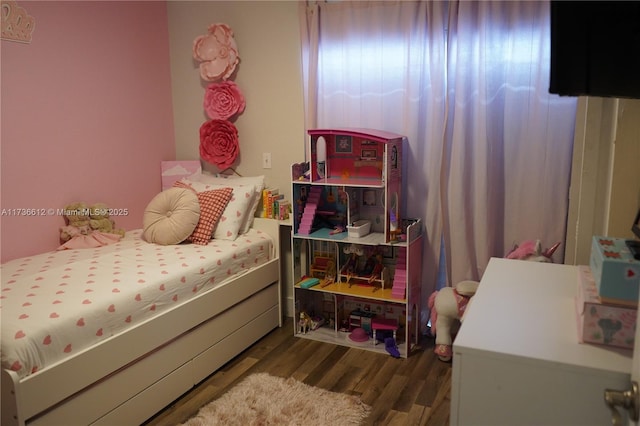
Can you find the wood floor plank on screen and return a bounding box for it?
[315,355,353,389]
[380,409,409,425]
[291,338,340,376]
[425,367,452,426]
[365,373,411,424]
[393,377,426,412]
[415,354,452,407]
[397,342,436,376]
[359,357,403,408]
[406,404,429,426]
[304,344,350,386]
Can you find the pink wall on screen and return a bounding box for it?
[1,1,175,262]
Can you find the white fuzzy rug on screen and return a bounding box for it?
[180,373,371,425]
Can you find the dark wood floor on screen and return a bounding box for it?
[144,318,452,425]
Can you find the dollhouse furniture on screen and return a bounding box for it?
[290,128,423,358]
[298,186,322,235]
[309,254,335,279]
[451,258,633,425]
[372,317,399,346]
[1,218,281,426]
[349,309,376,333]
[391,247,407,299]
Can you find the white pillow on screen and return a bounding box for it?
[189,173,265,234]
[142,188,200,245]
[176,179,253,241]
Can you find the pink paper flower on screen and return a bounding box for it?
[193,23,239,82]
[199,119,239,169]
[204,81,246,120]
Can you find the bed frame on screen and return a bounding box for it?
[1,218,282,426]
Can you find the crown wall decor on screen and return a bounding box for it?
[1,0,35,44]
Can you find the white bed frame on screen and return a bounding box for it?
[1,218,282,426]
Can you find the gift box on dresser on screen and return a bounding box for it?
[589,236,640,306]
[575,265,637,349]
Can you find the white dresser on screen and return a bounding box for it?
[451,258,633,426]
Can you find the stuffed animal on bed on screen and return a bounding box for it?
[59,202,125,246]
[60,202,92,242]
[89,203,125,236]
[60,224,91,242]
[89,203,113,233]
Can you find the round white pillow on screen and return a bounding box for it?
[142,188,200,245]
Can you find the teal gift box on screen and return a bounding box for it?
[590,236,640,306]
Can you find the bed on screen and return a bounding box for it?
[1,179,281,425]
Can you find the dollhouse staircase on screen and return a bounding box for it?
[391,247,407,299]
[297,186,323,235]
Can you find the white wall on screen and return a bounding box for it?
[565,97,640,265]
[607,99,640,237]
[167,1,305,317]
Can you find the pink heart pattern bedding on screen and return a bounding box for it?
[0,228,272,379]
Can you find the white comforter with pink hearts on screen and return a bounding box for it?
[1,228,273,379]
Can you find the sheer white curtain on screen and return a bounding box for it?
[299,0,576,316]
[442,1,577,283]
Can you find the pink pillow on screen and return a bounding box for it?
[184,187,233,245]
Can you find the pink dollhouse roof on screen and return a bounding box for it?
[308,128,404,142]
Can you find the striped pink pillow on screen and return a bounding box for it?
[180,185,233,245]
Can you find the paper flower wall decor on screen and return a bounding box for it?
[199,119,240,170]
[195,23,245,171]
[193,23,239,82]
[204,81,245,120]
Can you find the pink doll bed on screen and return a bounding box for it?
[1,218,281,426]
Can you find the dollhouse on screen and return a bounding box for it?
[290,128,423,357]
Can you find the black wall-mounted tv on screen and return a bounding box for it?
[549,1,640,99]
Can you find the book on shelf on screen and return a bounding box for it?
[271,194,284,219]
[261,187,278,218]
[277,200,291,221]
